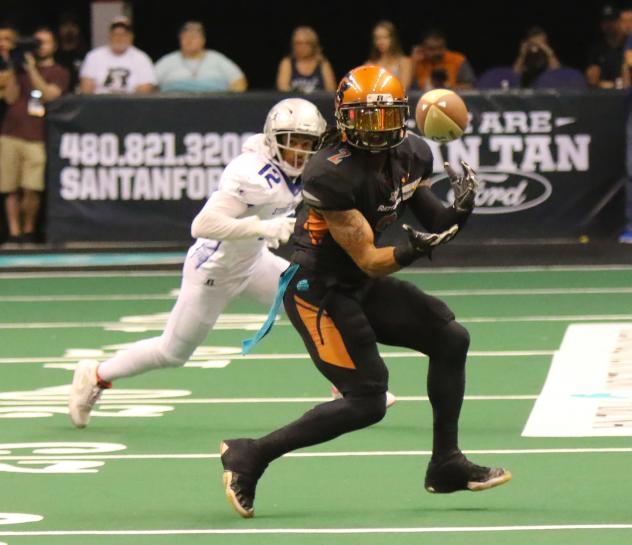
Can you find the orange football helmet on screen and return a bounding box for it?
[335,65,409,151]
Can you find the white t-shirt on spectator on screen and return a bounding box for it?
[80,45,157,94]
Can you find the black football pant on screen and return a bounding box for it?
[254,266,470,465]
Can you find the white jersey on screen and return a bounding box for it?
[191,133,302,274]
[80,45,157,94]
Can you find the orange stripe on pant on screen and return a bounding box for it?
[293,295,356,369]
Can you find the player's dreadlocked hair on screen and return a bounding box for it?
[318,126,344,149]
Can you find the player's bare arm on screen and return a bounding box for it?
[322,207,460,275]
[321,209,401,278]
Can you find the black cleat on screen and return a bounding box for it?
[425,450,512,493]
[220,439,266,518]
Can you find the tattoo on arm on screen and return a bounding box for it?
[320,209,399,277]
[321,209,374,255]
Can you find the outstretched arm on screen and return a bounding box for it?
[321,209,401,278]
[321,209,458,277]
[410,161,479,232]
[191,190,294,245]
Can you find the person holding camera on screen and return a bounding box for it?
[512,27,560,88]
[0,23,17,117]
[411,29,475,91]
[0,27,69,245]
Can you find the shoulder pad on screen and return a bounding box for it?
[219,153,283,206]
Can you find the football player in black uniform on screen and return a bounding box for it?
[221,65,511,518]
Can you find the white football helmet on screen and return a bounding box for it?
[264,98,327,178]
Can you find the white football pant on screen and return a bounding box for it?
[97,248,289,382]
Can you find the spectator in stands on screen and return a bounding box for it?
[619,9,632,243]
[155,21,247,92]
[276,26,336,93]
[0,23,17,123]
[55,12,88,93]
[513,26,560,87]
[411,29,475,90]
[366,20,412,89]
[585,5,625,88]
[79,16,155,94]
[621,6,632,86]
[0,28,69,244]
[623,130,632,243]
[620,5,632,36]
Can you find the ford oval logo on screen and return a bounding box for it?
[431,170,553,214]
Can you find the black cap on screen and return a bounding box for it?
[601,4,619,21]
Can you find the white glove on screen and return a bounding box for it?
[257,216,296,248]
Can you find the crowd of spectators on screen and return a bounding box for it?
[5,7,632,100]
[1,6,632,246]
[2,8,631,100]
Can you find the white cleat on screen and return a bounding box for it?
[68,359,108,428]
[331,386,397,409]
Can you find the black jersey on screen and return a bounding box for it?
[292,133,434,281]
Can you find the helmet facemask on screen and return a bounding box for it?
[270,131,321,178]
[337,102,409,151]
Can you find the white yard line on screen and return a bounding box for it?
[0,264,631,280]
[1,447,631,462]
[434,287,632,296]
[0,271,182,279]
[0,315,631,329]
[0,394,538,406]
[2,523,632,537]
[0,350,554,365]
[461,315,632,323]
[0,294,174,302]
[401,265,632,273]
[3,286,632,302]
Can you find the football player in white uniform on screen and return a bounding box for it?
[68,98,327,428]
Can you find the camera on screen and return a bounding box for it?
[0,36,42,72]
[431,68,448,87]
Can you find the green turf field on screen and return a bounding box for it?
[1,266,631,545]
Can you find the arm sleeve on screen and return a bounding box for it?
[190,190,265,240]
[408,186,469,232]
[404,132,468,231]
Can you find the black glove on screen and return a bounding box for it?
[444,160,479,213]
[394,223,459,266]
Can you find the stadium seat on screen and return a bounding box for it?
[475,66,520,89]
[534,67,587,89]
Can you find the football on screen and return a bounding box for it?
[415,89,469,143]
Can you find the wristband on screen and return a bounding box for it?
[393,241,418,267]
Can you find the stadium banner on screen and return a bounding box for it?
[45,91,626,243]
